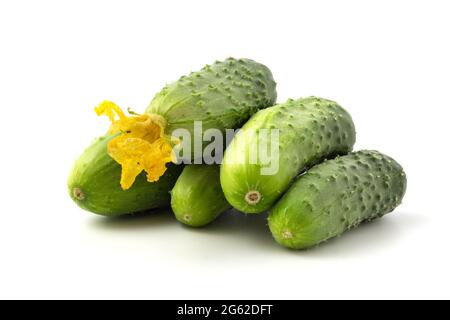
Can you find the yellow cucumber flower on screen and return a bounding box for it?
[95,101,176,190]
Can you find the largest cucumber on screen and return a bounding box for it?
[146,57,277,143]
[68,135,183,216]
[268,150,407,249]
[220,97,356,214]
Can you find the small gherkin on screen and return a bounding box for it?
[171,165,230,227]
[268,150,407,250]
[220,97,356,214]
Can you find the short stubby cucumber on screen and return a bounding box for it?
[171,165,230,227]
[220,97,356,214]
[68,135,183,216]
[268,150,407,249]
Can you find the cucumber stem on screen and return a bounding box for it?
[281,229,293,240]
[73,187,85,201]
[245,190,261,205]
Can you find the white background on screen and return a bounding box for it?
[0,0,448,300]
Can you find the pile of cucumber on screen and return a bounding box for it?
[68,58,407,250]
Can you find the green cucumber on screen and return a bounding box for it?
[146,57,277,161]
[220,97,356,214]
[171,165,230,227]
[268,150,407,249]
[68,135,183,216]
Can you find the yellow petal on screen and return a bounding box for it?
[142,138,174,182]
[95,100,127,123]
[119,159,145,190]
[96,101,175,189]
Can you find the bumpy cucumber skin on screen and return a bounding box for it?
[268,150,407,250]
[146,57,277,140]
[220,97,356,214]
[68,135,183,216]
[171,165,230,227]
